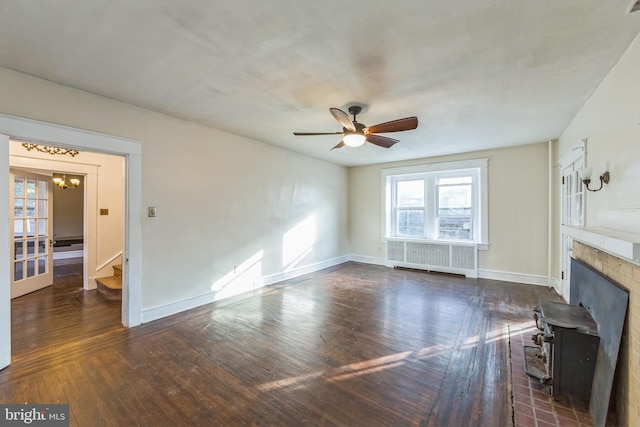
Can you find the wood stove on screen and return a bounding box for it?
[528,300,600,404]
[524,257,628,427]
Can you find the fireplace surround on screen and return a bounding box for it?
[571,240,638,426]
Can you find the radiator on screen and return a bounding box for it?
[386,239,478,278]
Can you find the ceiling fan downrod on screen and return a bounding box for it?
[348,105,362,122]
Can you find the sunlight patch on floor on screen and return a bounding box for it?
[256,345,449,392]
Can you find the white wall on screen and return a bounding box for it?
[555,33,640,427]
[0,67,349,315]
[349,142,550,283]
[557,34,640,228]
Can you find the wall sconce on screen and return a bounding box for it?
[577,167,610,192]
[53,174,80,190]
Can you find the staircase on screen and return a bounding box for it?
[96,264,122,300]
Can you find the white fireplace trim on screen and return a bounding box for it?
[562,225,640,264]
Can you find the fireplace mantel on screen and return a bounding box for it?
[562,225,640,264]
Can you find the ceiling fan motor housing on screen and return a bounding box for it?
[345,122,366,133]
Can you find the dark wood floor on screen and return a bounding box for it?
[1,261,563,426]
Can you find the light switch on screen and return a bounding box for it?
[148,207,156,217]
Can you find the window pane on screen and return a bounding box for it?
[396,209,424,236]
[14,241,24,260]
[14,261,23,281]
[27,259,36,278]
[38,257,47,275]
[38,238,47,255]
[26,219,36,237]
[26,179,36,198]
[27,239,36,257]
[397,180,424,207]
[439,217,472,240]
[14,198,24,218]
[14,220,24,238]
[38,200,47,217]
[26,199,36,218]
[38,219,47,236]
[38,180,47,198]
[14,177,24,197]
[438,184,472,216]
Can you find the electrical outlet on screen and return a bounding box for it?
[148,207,156,218]
[100,209,108,215]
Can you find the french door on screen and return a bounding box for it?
[560,161,584,299]
[10,169,54,298]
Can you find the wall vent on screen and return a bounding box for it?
[385,239,478,278]
[628,0,640,13]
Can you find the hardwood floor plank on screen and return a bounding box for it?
[2,260,564,425]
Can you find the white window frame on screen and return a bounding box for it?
[382,158,489,247]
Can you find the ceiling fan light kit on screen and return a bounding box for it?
[343,133,366,147]
[293,105,418,151]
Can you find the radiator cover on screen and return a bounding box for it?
[386,239,478,278]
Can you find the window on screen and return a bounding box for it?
[437,176,472,240]
[395,179,424,237]
[383,159,488,244]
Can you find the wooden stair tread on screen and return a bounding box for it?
[96,275,122,290]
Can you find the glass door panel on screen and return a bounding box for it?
[10,170,54,298]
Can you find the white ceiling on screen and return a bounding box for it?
[1,1,639,166]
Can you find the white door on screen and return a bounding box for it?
[1,134,10,370]
[10,169,54,298]
[560,163,584,299]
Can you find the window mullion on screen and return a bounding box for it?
[425,175,435,239]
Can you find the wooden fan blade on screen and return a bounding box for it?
[331,140,346,150]
[365,117,418,134]
[366,134,399,148]
[329,108,356,131]
[294,132,344,136]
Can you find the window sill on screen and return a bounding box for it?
[384,237,489,250]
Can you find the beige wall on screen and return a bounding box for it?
[556,33,640,427]
[52,173,84,239]
[0,67,349,311]
[349,142,550,280]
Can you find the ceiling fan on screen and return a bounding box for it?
[293,106,418,150]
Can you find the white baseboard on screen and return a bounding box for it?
[53,250,83,260]
[347,255,387,266]
[141,254,555,324]
[478,269,551,286]
[142,255,350,324]
[263,255,350,285]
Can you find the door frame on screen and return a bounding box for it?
[10,157,100,292]
[0,113,143,370]
[557,140,585,301]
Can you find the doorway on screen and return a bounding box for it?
[1,113,143,371]
[558,142,585,301]
[10,146,126,295]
